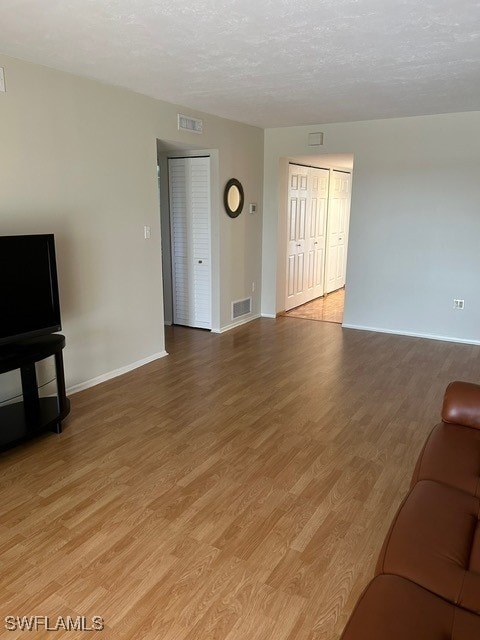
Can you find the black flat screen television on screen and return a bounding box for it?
[0,234,62,346]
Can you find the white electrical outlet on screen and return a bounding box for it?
[0,67,5,93]
[252,282,255,292]
[453,299,465,310]
[144,225,151,239]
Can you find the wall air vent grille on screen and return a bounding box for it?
[178,114,203,134]
[232,297,252,320]
[308,131,324,146]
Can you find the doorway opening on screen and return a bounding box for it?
[157,140,220,348]
[280,153,354,324]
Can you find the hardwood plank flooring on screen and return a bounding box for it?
[1,319,480,639]
[284,289,345,324]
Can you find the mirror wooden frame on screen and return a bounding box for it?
[224,178,244,218]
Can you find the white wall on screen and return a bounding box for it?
[263,112,480,344]
[0,54,263,391]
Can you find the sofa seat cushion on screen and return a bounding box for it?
[376,480,480,613]
[341,574,480,640]
[412,421,480,496]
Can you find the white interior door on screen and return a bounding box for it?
[169,156,212,329]
[285,164,329,310]
[306,168,329,300]
[285,165,309,310]
[325,170,352,294]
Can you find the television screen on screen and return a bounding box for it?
[0,234,61,346]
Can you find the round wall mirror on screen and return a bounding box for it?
[224,178,244,218]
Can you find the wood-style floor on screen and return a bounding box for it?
[1,319,480,639]
[284,289,345,324]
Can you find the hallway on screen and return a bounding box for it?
[284,288,345,324]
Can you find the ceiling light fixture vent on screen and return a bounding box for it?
[232,297,251,320]
[178,114,203,134]
[308,132,324,146]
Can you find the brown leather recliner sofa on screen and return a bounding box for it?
[341,381,480,640]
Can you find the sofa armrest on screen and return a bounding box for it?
[442,381,480,430]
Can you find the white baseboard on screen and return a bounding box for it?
[68,350,169,395]
[261,313,277,319]
[211,314,261,334]
[342,323,480,346]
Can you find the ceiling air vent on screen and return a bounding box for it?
[178,113,203,134]
[232,297,252,320]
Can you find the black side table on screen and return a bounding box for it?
[0,334,70,450]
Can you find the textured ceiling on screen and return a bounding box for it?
[1,0,480,128]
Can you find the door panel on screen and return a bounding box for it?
[287,255,295,297]
[308,170,329,299]
[325,170,352,294]
[285,165,309,310]
[298,198,307,240]
[169,157,212,329]
[286,196,298,303]
[289,198,297,241]
[285,164,330,310]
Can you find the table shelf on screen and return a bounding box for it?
[0,334,70,451]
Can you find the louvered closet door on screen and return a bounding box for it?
[168,157,212,329]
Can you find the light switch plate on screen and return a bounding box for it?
[0,68,6,93]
